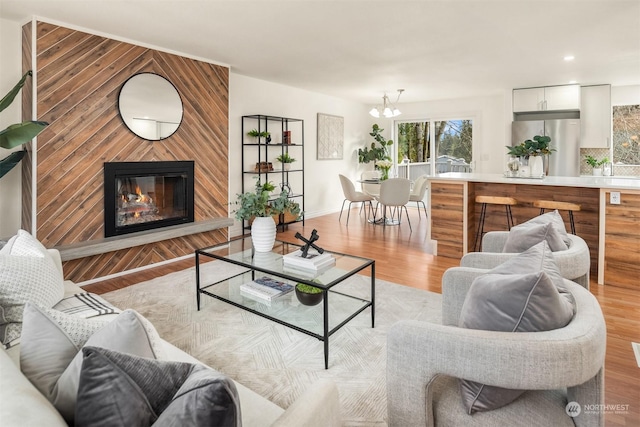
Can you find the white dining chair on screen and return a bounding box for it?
[408,174,429,219]
[338,174,374,225]
[373,178,412,230]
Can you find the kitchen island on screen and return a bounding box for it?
[428,173,640,289]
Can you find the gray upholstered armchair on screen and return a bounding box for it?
[461,231,591,289]
[387,267,606,427]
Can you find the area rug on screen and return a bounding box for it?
[101,261,442,426]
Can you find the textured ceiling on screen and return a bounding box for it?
[1,0,639,105]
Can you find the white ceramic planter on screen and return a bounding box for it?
[251,216,276,252]
[530,155,544,177]
[592,168,603,176]
[283,163,291,171]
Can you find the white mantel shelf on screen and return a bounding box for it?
[430,172,640,190]
[56,218,233,262]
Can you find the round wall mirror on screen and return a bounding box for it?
[118,73,183,141]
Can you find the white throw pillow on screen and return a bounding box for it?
[0,230,64,345]
[20,303,166,424]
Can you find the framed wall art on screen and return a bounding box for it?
[317,113,344,160]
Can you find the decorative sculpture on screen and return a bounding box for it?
[294,229,324,258]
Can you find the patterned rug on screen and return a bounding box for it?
[101,261,442,426]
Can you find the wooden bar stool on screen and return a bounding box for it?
[533,200,582,234]
[474,195,518,251]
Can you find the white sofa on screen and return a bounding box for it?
[0,249,341,427]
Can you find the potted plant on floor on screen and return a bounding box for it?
[233,180,280,252]
[358,124,393,165]
[276,152,296,171]
[585,155,609,176]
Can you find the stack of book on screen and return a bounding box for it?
[283,249,335,272]
[240,276,293,303]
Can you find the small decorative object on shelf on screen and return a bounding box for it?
[295,230,323,258]
[294,282,323,306]
[284,230,335,271]
[240,276,293,301]
[283,130,292,144]
[254,162,274,172]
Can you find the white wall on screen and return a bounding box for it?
[375,93,509,174]
[0,18,24,238]
[612,85,640,105]
[229,73,371,236]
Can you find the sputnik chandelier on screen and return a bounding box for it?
[369,89,404,118]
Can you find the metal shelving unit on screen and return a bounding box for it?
[241,115,305,232]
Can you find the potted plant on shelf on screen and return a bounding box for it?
[247,129,271,144]
[276,152,296,171]
[270,190,302,224]
[233,180,280,252]
[585,155,609,176]
[295,281,323,306]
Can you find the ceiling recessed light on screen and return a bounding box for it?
[569,80,577,84]
[564,55,575,61]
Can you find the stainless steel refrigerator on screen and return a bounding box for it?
[512,119,581,177]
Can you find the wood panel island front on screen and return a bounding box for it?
[428,173,640,290]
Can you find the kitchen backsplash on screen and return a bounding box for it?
[579,148,640,176]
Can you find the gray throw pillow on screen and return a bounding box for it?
[523,210,571,246]
[502,221,568,253]
[75,346,242,427]
[457,255,576,414]
[20,303,165,424]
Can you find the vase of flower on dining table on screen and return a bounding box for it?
[375,159,393,180]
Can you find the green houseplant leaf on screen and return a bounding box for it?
[0,150,25,179]
[0,70,48,179]
[0,121,49,149]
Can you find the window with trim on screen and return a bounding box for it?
[612,105,640,165]
[395,119,473,174]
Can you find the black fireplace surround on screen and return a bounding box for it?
[104,161,195,237]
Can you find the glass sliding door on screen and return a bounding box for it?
[396,121,431,180]
[395,118,473,178]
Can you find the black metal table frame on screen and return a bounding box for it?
[195,239,375,369]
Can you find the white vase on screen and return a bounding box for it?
[251,216,276,252]
[592,168,603,176]
[530,155,544,177]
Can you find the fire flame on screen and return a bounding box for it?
[135,186,152,204]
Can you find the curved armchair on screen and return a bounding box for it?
[387,267,606,427]
[461,231,591,289]
[408,174,429,218]
[338,174,374,225]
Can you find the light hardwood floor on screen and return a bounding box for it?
[84,207,639,426]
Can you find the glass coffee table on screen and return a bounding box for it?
[195,237,375,369]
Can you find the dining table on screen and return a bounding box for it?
[356,179,401,225]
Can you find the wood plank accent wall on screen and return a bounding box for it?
[21,22,33,233]
[21,21,230,282]
[470,182,600,277]
[430,181,465,258]
[604,190,640,290]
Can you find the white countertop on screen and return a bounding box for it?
[429,172,640,190]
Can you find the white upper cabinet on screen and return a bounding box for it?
[580,84,612,148]
[513,84,581,112]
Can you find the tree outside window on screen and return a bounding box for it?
[612,105,640,165]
